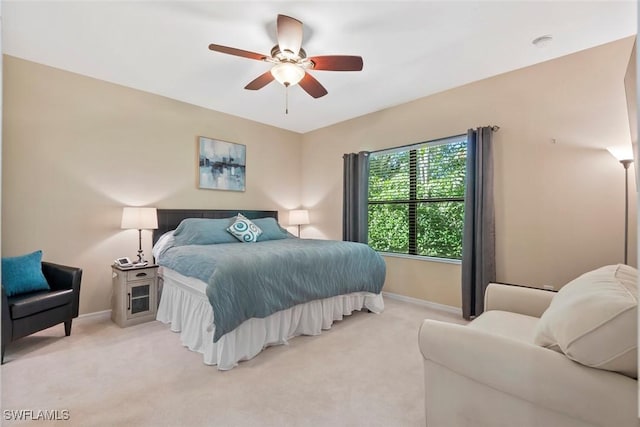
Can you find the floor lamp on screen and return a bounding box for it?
[620,159,633,265]
[608,147,634,265]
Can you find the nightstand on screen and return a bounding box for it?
[111,264,159,327]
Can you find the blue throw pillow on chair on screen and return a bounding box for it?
[2,250,50,297]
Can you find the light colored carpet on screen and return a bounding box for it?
[1,298,466,427]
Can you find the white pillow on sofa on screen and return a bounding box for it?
[533,264,638,378]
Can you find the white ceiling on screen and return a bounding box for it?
[3,1,637,134]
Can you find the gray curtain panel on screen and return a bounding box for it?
[461,127,496,319]
[343,151,370,243]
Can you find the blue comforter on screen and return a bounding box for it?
[158,239,386,342]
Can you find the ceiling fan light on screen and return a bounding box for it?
[271,63,305,87]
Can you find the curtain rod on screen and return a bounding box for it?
[490,125,500,132]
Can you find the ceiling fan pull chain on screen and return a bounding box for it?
[285,84,289,114]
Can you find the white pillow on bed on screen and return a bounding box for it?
[152,231,175,259]
[227,214,263,243]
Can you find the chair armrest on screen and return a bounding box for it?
[2,286,11,343]
[418,320,638,427]
[42,262,82,317]
[42,262,82,291]
[484,283,555,318]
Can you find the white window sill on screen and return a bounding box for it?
[378,252,462,265]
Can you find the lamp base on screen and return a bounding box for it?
[136,228,147,264]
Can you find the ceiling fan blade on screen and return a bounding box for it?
[299,73,328,98]
[244,71,275,90]
[277,15,303,56]
[208,44,267,61]
[310,55,364,71]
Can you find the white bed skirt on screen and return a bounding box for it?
[156,267,384,370]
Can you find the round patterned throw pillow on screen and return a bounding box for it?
[226,213,263,243]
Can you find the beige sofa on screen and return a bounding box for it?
[419,264,638,427]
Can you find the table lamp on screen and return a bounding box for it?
[121,207,158,263]
[289,209,309,238]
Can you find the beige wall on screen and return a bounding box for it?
[2,56,302,314]
[301,37,638,307]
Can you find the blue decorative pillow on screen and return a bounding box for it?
[227,214,263,243]
[173,218,238,246]
[253,217,289,242]
[2,250,50,297]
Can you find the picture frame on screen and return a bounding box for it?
[198,136,246,192]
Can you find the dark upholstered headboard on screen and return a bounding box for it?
[153,209,279,246]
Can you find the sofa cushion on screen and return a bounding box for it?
[469,310,540,344]
[2,250,50,297]
[533,264,637,378]
[8,288,74,319]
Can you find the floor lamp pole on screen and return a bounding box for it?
[621,159,633,265]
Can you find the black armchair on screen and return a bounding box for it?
[2,261,82,363]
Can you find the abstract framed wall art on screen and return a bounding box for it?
[198,136,246,192]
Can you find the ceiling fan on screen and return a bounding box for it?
[208,14,363,99]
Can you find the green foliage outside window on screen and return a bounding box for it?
[368,137,467,259]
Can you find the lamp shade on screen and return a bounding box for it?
[271,63,305,87]
[121,207,158,230]
[607,146,634,162]
[289,209,310,226]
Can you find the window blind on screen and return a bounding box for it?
[367,134,467,259]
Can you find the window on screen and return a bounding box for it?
[367,135,467,260]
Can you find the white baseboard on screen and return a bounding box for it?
[382,292,462,316]
[78,309,112,320]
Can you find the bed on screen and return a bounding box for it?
[152,209,386,370]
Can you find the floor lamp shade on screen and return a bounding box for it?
[121,207,158,263]
[607,146,634,162]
